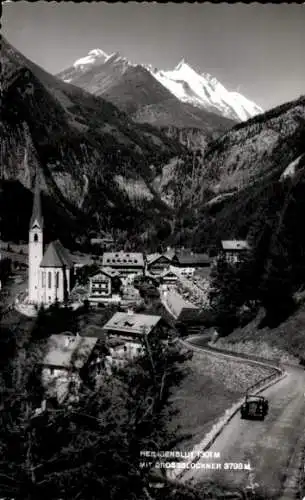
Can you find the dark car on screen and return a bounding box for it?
[240,395,269,420]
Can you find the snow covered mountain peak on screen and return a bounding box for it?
[174,58,188,70]
[149,60,263,122]
[88,48,108,57]
[59,47,263,123]
[73,48,109,69]
[171,59,199,79]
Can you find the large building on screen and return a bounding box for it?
[102,251,144,279]
[220,240,250,264]
[166,251,210,277]
[28,176,73,305]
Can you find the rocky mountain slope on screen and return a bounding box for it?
[159,95,305,255]
[1,38,187,246]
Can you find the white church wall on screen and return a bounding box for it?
[39,267,71,304]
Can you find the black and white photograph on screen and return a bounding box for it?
[1,2,305,499]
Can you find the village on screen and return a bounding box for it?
[0,178,250,408]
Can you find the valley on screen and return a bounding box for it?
[1,4,305,499]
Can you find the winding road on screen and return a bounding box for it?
[180,340,305,499]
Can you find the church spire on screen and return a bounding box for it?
[29,171,43,229]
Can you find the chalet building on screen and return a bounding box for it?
[159,267,179,286]
[88,267,121,305]
[168,252,210,277]
[102,311,164,346]
[102,251,144,280]
[145,253,172,277]
[221,240,250,264]
[41,333,97,403]
[102,312,164,372]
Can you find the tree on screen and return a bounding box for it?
[0,318,192,499]
[31,303,78,339]
[208,255,241,335]
[0,257,12,285]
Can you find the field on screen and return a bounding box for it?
[169,348,275,452]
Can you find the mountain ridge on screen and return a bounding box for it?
[57,48,263,123]
[1,37,189,247]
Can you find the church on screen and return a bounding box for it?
[28,178,73,306]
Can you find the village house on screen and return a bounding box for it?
[102,251,144,281]
[220,240,250,264]
[40,333,98,403]
[168,251,210,277]
[79,322,138,373]
[145,253,172,277]
[88,267,122,305]
[101,312,165,373]
[102,311,165,354]
[159,267,179,287]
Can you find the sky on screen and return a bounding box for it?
[3,1,305,111]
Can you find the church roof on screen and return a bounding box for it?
[30,174,44,229]
[40,240,73,268]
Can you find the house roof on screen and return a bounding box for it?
[90,268,119,280]
[146,253,161,264]
[42,334,97,370]
[161,268,179,278]
[172,252,210,266]
[40,240,73,268]
[102,312,161,336]
[29,175,44,229]
[102,252,144,267]
[146,253,172,266]
[221,240,250,251]
[164,248,176,260]
[164,290,199,319]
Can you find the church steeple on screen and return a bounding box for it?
[30,172,43,229]
[28,171,44,304]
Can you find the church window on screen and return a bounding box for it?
[48,272,52,289]
[56,272,59,289]
[34,233,38,242]
[41,272,46,288]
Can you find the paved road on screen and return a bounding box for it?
[181,362,305,498]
